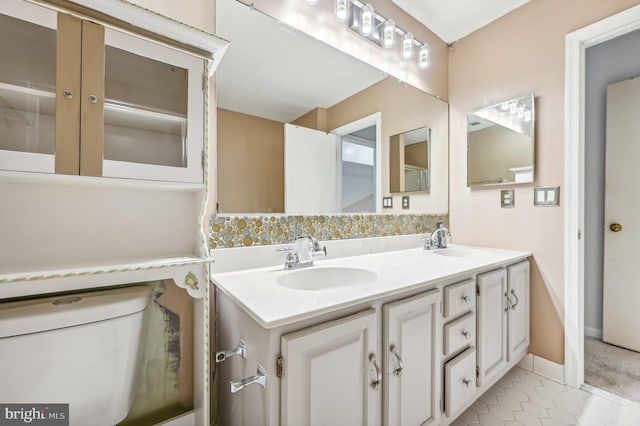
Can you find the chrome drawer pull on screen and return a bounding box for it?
[462,330,472,340]
[389,345,404,377]
[504,292,513,312]
[463,378,473,388]
[462,294,471,304]
[369,354,382,390]
[230,365,266,393]
[511,289,519,310]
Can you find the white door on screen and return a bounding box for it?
[603,77,640,352]
[507,261,530,361]
[477,268,507,387]
[383,289,440,426]
[280,309,380,426]
[284,124,339,213]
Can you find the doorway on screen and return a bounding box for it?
[564,2,640,401]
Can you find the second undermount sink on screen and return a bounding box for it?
[277,267,378,291]
[433,248,492,258]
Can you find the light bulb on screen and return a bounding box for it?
[418,44,431,69]
[517,104,525,118]
[306,0,319,5]
[501,102,510,111]
[402,32,414,59]
[382,20,395,48]
[509,101,518,114]
[524,109,532,122]
[360,3,374,36]
[335,0,348,22]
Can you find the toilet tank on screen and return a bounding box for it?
[0,285,153,426]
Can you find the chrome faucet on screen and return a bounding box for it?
[277,235,327,269]
[424,222,450,250]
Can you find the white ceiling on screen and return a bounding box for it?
[390,0,530,44]
[216,0,386,123]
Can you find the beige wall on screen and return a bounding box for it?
[292,107,329,132]
[127,0,215,33]
[217,108,284,213]
[449,0,640,364]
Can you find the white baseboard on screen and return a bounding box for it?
[584,326,602,340]
[518,354,565,384]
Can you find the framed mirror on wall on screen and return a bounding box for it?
[215,0,449,215]
[467,94,535,187]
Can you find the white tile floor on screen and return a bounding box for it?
[452,367,640,426]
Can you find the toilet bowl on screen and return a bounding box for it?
[0,285,153,426]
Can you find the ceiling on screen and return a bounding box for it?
[390,0,531,44]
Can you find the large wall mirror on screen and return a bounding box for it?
[216,0,449,214]
[467,94,535,187]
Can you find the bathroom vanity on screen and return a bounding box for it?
[212,240,530,425]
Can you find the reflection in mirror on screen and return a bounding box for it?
[216,0,449,214]
[390,126,430,193]
[467,94,535,187]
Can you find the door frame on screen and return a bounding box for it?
[331,112,382,212]
[564,4,640,388]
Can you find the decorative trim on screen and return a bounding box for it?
[518,354,565,384]
[0,258,211,285]
[210,213,448,248]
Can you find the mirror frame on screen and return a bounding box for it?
[466,94,535,188]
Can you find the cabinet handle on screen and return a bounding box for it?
[462,294,471,304]
[63,90,73,99]
[510,289,519,311]
[369,354,382,390]
[88,95,98,104]
[462,378,473,388]
[462,330,471,340]
[215,340,247,363]
[389,345,404,377]
[504,292,513,312]
[230,365,267,393]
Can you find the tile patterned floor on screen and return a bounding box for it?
[452,367,640,426]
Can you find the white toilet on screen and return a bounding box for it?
[0,285,153,426]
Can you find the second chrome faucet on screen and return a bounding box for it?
[424,222,450,250]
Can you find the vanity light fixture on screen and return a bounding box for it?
[509,101,518,114]
[402,32,414,59]
[360,3,374,36]
[335,0,348,22]
[501,102,510,112]
[524,109,532,122]
[418,44,431,68]
[307,0,432,70]
[382,19,396,48]
[517,104,525,118]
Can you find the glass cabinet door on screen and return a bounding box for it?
[102,28,205,184]
[0,1,58,173]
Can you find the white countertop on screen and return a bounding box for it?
[210,244,530,329]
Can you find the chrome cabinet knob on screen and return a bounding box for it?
[88,94,98,104]
[63,90,73,99]
[462,330,471,340]
[463,378,473,388]
[462,295,471,303]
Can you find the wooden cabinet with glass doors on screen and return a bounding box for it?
[0,0,205,183]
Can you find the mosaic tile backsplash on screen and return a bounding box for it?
[210,214,449,248]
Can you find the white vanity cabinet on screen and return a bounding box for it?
[0,0,207,184]
[383,289,441,426]
[280,309,379,425]
[476,261,530,387]
[213,248,531,426]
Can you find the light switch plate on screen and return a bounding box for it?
[501,190,515,208]
[382,196,393,208]
[402,196,410,209]
[534,186,560,206]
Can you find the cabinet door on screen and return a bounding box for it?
[476,268,507,387]
[507,261,530,361]
[101,28,205,183]
[383,289,440,426]
[281,309,379,426]
[0,0,60,174]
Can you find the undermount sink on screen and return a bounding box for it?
[277,267,378,291]
[432,248,492,258]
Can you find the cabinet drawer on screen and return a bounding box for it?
[445,347,477,418]
[443,279,475,318]
[443,311,476,356]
